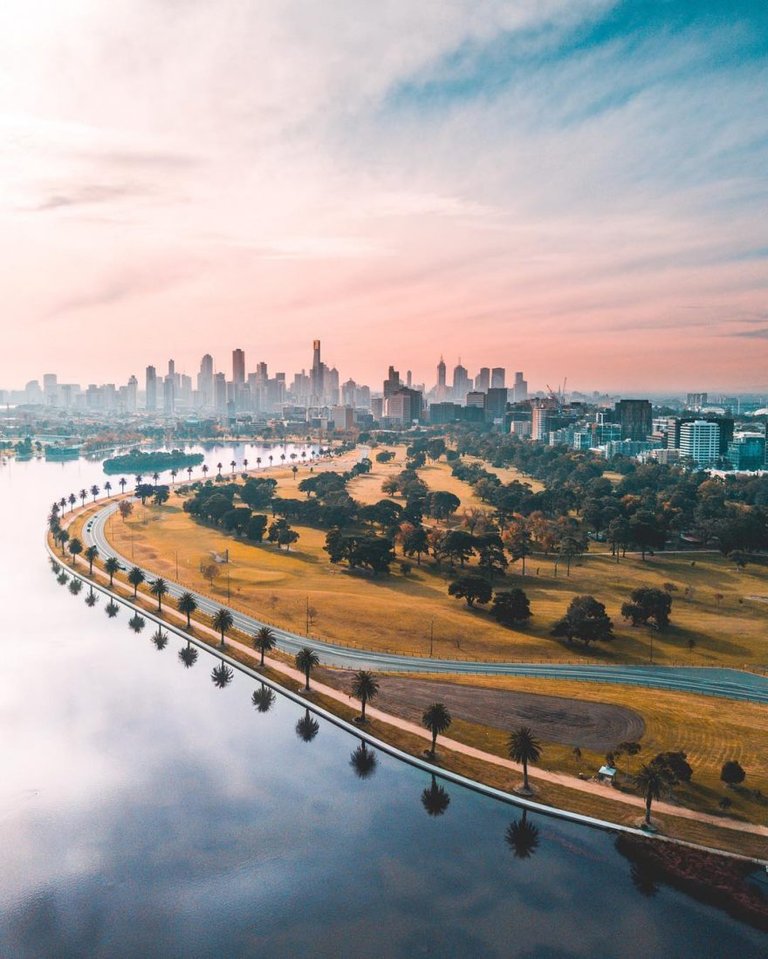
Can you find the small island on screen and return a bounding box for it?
[103,448,204,476]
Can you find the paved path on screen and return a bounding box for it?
[81,501,768,705]
[56,547,768,844]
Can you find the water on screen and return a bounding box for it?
[0,451,765,958]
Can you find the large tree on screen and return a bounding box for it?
[491,588,532,626]
[448,574,492,608]
[422,702,452,757]
[351,670,380,723]
[127,566,145,598]
[508,725,542,793]
[635,762,672,826]
[552,595,614,646]
[177,591,198,627]
[212,607,234,647]
[295,646,320,691]
[253,625,276,665]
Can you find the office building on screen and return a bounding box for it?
[679,420,720,467]
[727,435,766,471]
[512,372,528,403]
[485,387,508,423]
[474,368,490,393]
[452,362,471,402]
[531,404,552,441]
[491,367,506,389]
[145,366,157,411]
[232,349,245,386]
[615,399,652,441]
[383,366,401,398]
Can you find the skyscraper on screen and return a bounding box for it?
[512,372,528,402]
[475,367,490,393]
[452,361,471,402]
[491,367,506,389]
[383,365,401,398]
[615,399,652,441]
[437,356,446,388]
[680,420,720,467]
[310,339,324,402]
[232,348,245,385]
[145,366,157,411]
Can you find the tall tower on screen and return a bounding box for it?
[437,356,446,388]
[232,348,245,385]
[310,339,324,402]
[145,365,157,411]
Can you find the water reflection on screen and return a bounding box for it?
[295,707,320,742]
[84,588,98,607]
[128,613,146,633]
[178,642,199,668]
[505,809,541,860]
[251,683,275,712]
[211,662,234,688]
[68,578,82,596]
[56,571,69,586]
[105,599,119,617]
[349,740,378,779]
[151,627,168,650]
[421,774,451,817]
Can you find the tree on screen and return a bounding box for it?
[57,528,69,555]
[721,760,746,787]
[421,774,451,816]
[149,577,169,611]
[119,478,127,495]
[79,488,87,508]
[200,562,221,587]
[621,587,672,629]
[425,490,461,522]
[246,514,268,542]
[118,500,134,522]
[90,484,100,502]
[350,741,378,779]
[177,591,198,627]
[652,751,693,784]
[476,533,509,581]
[153,486,170,506]
[422,702,452,757]
[151,628,168,650]
[296,707,320,742]
[211,662,234,688]
[179,642,198,668]
[351,670,380,723]
[491,589,532,626]
[127,566,145,598]
[104,556,121,586]
[552,595,614,646]
[252,684,275,712]
[505,810,540,859]
[212,607,234,647]
[135,483,154,506]
[253,625,276,665]
[634,762,671,826]
[441,529,476,568]
[629,511,665,560]
[503,522,532,575]
[68,492,77,512]
[67,536,83,565]
[295,646,320,690]
[508,726,542,793]
[84,545,98,575]
[448,574,492,608]
[104,481,112,497]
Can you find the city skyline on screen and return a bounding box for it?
[2,1,767,391]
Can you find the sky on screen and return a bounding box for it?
[1,0,767,394]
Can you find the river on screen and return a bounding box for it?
[0,448,765,958]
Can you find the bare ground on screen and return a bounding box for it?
[323,672,645,751]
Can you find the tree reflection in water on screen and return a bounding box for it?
[151,628,168,650]
[211,662,234,689]
[251,684,275,713]
[350,740,378,779]
[505,809,540,860]
[68,578,83,596]
[178,642,198,668]
[421,775,451,817]
[295,708,319,742]
[128,614,146,633]
[105,600,119,618]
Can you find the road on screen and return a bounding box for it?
[83,502,768,705]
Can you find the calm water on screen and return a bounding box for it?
[0,451,765,958]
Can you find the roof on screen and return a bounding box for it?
[598,765,617,777]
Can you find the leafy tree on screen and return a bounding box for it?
[212,607,234,647]
[84,545,98,574]
[721,760,746,787]
[177,591,198,627]
[253,625,276,665]
[135,483,155,505]
[104,556,121,586]
[118,500,134,522]
[153,486,170,507]
[246,514,268,542]
[149,577,169,611]
[652,751,692,784]
[508,726,542,793]
[421,774,451,816]
[503,522,532,575]
[351,670,380,723]
[67,536,83,565]
[441,529,476,568]
[552,595,614,646]
[127,566,145,598]
[607,517,631,560]
[629,511,665,560]
[621,587,672,629]
[295,646,320,690]
[425,490,461,522]
[491,588,532,626]
[422,702,452,757]
[476,532,509,581]
[448,574,492,608]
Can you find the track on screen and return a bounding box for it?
[83,502,768,704]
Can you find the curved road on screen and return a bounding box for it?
[83,502,768,704]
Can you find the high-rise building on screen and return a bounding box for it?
[43,373,58,406]
[485,387,508,423]
[615,399,652,441]
[452,362,471,402]
[145,366,157,411]
[512,371,528,403]
[383,365,401,398]
[686,392,708,410]
[531,404,552,441]
[232,348,245,385]
[491,367,505,389]
[126,375,138,412]
[197,354,214,408]
[213,372,227,414]
[163,375,175,415]
[680,420,720,467]
[385,387,422,425]
[310,339,324,402]
[437,356,446,389]
[475,368,490,393]
[727,435,766,471]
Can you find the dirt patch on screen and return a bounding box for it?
[325,673,644,751]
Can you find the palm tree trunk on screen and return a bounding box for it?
[361,697,367,722]
[187,611,191,628]
[305,667,310,690]
[645,795,652,825]
[431,730,437,755]
[523,759,529,791]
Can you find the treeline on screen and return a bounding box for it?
[104,449,204,475]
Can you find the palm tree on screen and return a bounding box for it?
[128,566,145,597]
[421,775,451,816]
[59,497,66,510]
[635,763,669,828]
[128,613,146,633]
[119,478,127,495]
[256,456,262,469]
[422,702,452,757]
[84,545,99,574]
[67,537,83,565]
[171,468,178,487]
[230,459,236,475]
[177,591,198,628]
[151,628,168,650]
[58,528,69,555]
[79,488,87,508]
[202,464,209,479]
[253,625,276,665]
[243,458,249,472]
[212,607,234,647]
[216,462,223,478]
[295,707,319,742]
[104,556,121,586]
[186,466,193,482]
[149,577,169,611]
[135,474,143,485]
[68,492,77,512]
[350,741,377,779]
[351,670,379,723]
[505,810,540,859]
[90,484,100,502]
[179,642,198,668]
[104,481,112,498]
[508,726,542,794]
[152,472,159,486]
[105,599,120,617]
[211,662,234,688]
[268,454,273,467]
[295,646,320,691]
[251,684,275,712]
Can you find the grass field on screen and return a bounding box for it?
[109,453,768,668]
